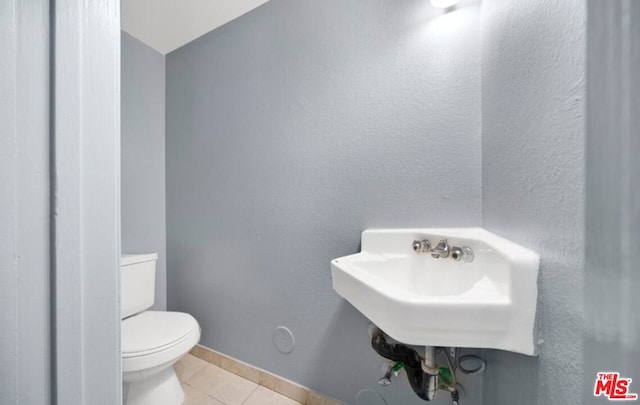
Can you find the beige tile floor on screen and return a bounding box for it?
[175,354,303,405]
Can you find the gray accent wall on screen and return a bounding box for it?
[160,0,640,403]
[0,1,51,403]
[122,32,167,310]
[166,0,482,403]
[481,1,587,404]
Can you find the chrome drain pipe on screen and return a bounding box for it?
[421,346,439,401]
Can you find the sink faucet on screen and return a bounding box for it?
[431,239,450,258]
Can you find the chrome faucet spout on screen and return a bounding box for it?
[431,240,450,258]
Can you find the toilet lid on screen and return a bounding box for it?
[122,311,199,357]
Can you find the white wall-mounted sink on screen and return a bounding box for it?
[331,228,539,355]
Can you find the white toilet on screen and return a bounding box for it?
[121,253,201,405]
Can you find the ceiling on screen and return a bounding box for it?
[122,0,272,55]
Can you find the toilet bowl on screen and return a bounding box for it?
[121,253,201,405]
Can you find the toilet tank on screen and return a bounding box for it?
[121,253,158,319]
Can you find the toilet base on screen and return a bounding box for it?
[123,366,184,405]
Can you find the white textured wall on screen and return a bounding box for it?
[583,1,640,401]
[0,1,51,403]
[2,1,121,402]
[51,0,121,401]
[481,0,586,404]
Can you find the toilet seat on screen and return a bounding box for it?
[122,311,200,373]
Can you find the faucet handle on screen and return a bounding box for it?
[451,246,474,262]
[412,239,431,254]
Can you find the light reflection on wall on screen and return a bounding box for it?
[399,0,481,101]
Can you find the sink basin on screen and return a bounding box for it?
[331,228,539,355]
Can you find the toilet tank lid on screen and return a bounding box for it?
[121,253,158,266]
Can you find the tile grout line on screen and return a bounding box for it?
[239,384,260,405]
[178,358,262,405]
[180,370,303,405]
